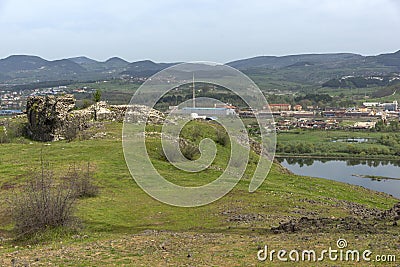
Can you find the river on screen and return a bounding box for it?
[278,157,400,199]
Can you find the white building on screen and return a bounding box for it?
[363,101,398,111]
[179,107,236,116]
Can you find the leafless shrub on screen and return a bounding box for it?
[11,164,77,238]
[11,161,98,238]
[64,163,99,199]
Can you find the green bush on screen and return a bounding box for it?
[215,129,229,147]
[0,119,27,143]
[180,142,200,160]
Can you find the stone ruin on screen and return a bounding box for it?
[26,94,165,141]
[27,94,76,141]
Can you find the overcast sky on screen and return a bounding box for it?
[0,0,399,63]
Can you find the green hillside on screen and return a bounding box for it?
[0,119,398,266]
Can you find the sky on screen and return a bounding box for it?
[0,0,399,63]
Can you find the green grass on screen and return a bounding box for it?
[0,120,399,266]
[276,129,400,159]
[0,121,396,234]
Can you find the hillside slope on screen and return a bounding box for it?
[0,119,398,266]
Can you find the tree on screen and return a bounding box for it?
[375,119,386,132]
[389,120,400,132]
[92,90,102,121]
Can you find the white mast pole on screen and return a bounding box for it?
[192,73,195,108]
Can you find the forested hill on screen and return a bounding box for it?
[0,50,399,85]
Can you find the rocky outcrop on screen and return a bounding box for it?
[26,95,166,141]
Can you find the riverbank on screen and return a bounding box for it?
[276,129,400,161]
[276,153,400,161]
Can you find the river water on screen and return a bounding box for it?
[278,158,400,199]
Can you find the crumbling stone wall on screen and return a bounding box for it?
[26,95,166,141]
[110,104,166,124]
[27,94,76,141]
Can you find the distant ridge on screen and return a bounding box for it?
[0,55,85,78]
[0,50,399,84]
[226,53,364,69]
[371,50,400,68]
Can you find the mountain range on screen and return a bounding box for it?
[0,50,399,85]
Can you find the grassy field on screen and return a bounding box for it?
[276,129,400,160]
[0,121,399,266]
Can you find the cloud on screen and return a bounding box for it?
[0,0,399,61]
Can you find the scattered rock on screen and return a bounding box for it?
[90,132,107,139]
[380,202,400,222]
[271,216,371,233]
[227,213,265,223]
[270,202,400,234]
